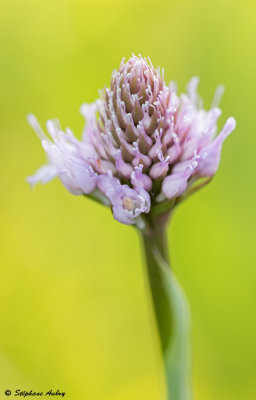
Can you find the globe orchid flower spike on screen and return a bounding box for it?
[28,55,236,400]
[28,55,236,225]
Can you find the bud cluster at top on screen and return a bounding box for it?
[28,55,236,225]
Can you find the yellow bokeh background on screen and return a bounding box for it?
[0,0,256,399]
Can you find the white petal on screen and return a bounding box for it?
[197,117,236,178]
[27,164,58,187]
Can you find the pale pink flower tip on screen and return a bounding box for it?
[28,55,236,225]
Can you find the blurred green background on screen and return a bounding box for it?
[0,0,255,399]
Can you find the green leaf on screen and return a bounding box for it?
[153,249,192,400]
[140,216,192,400]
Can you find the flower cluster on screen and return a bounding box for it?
[28,55,236,225]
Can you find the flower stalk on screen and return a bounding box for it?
[140,213,191,400]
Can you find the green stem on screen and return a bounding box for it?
[140,213,192,400]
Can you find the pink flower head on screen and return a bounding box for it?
[28,55,236,225]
